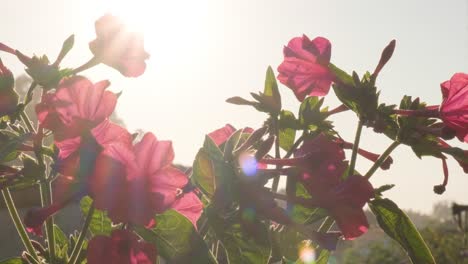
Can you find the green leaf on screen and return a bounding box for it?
[278,110,297,151]
[263,66,281,114]
[369,198,435,264]
[54,224,69,259]
[226,96,258,107]
[0,132,31,162]
[80,196,112,236]
[291,183,328,224]
[222,222,271,264]
[203,135,224,161]
[272,226,307,261]
[135,210,217,264]
[0,258,23,264]
[192,149,217,198]
[315,250,330,264]
[328,63,354,86]
[224,129,243,161]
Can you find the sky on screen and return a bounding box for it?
[1,0,467,213]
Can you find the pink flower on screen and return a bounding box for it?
[440,73,468,143]
[262,135,374,239]
[25,122,133,236]
[316,175,374,240]
[295,134,347,189]
[277,35,334,101]
[36,76,118,141]
[89,14,150,77]
[208,124,237,146]
[90,132,203,227]
[24,176,77,236]
[87,230,157,264]
[133,133,203,226]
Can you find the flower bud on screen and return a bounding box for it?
[0,59,18,116]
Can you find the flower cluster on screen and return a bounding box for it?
[0,12,466,264]
[2,14,201,263]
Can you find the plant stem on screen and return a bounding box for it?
[317,216,334,233]
[69,201,95,264]
[364,141,400,179]
[71,56,100,75]
[23,82,37,106]
[348,120,363,177]
[1,189,40,261]
[393,108,440,118]
[271,116,281,192]
[284,132,305,159]
[41,180,55,263]
[20,111,36,134]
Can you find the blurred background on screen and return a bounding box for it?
[0,0,467,261]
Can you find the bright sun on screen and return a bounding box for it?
[96,0,212,67]
[102,0,210,47]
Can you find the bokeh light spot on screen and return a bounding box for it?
[239,154,258,177]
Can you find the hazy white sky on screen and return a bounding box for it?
[1,0,467,213]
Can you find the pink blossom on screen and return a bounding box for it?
[440,73,468,142]
[87,230,157,264]
[277,35,334,101]
[89,14,150,77]
[36,76,118,141]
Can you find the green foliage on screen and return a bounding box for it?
[0,131,31,162]
[278,110,297,152]
[53,224,69,261]
[333,71,380,121]
[298,97,333,132]
[291,182,328,225]
[79,196,112,236]
[135,210,216,264]
[272,226,307,261]
[226,66,281,115]
[0,258,23,264]
[369,198,435,264]
[207,206,271,264]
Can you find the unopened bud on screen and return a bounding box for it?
[236,126,269,154]
[373,39,396,77]
[255,136,275,160]
[441,126,456,140]
[0,59,18,116]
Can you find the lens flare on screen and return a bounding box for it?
[299,243,316,264]
[241,207,256,222]
[239,154,258,177]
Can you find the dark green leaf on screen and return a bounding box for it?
[135,210,216,264]
[80,196,112,236]
[369,198,435,264]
